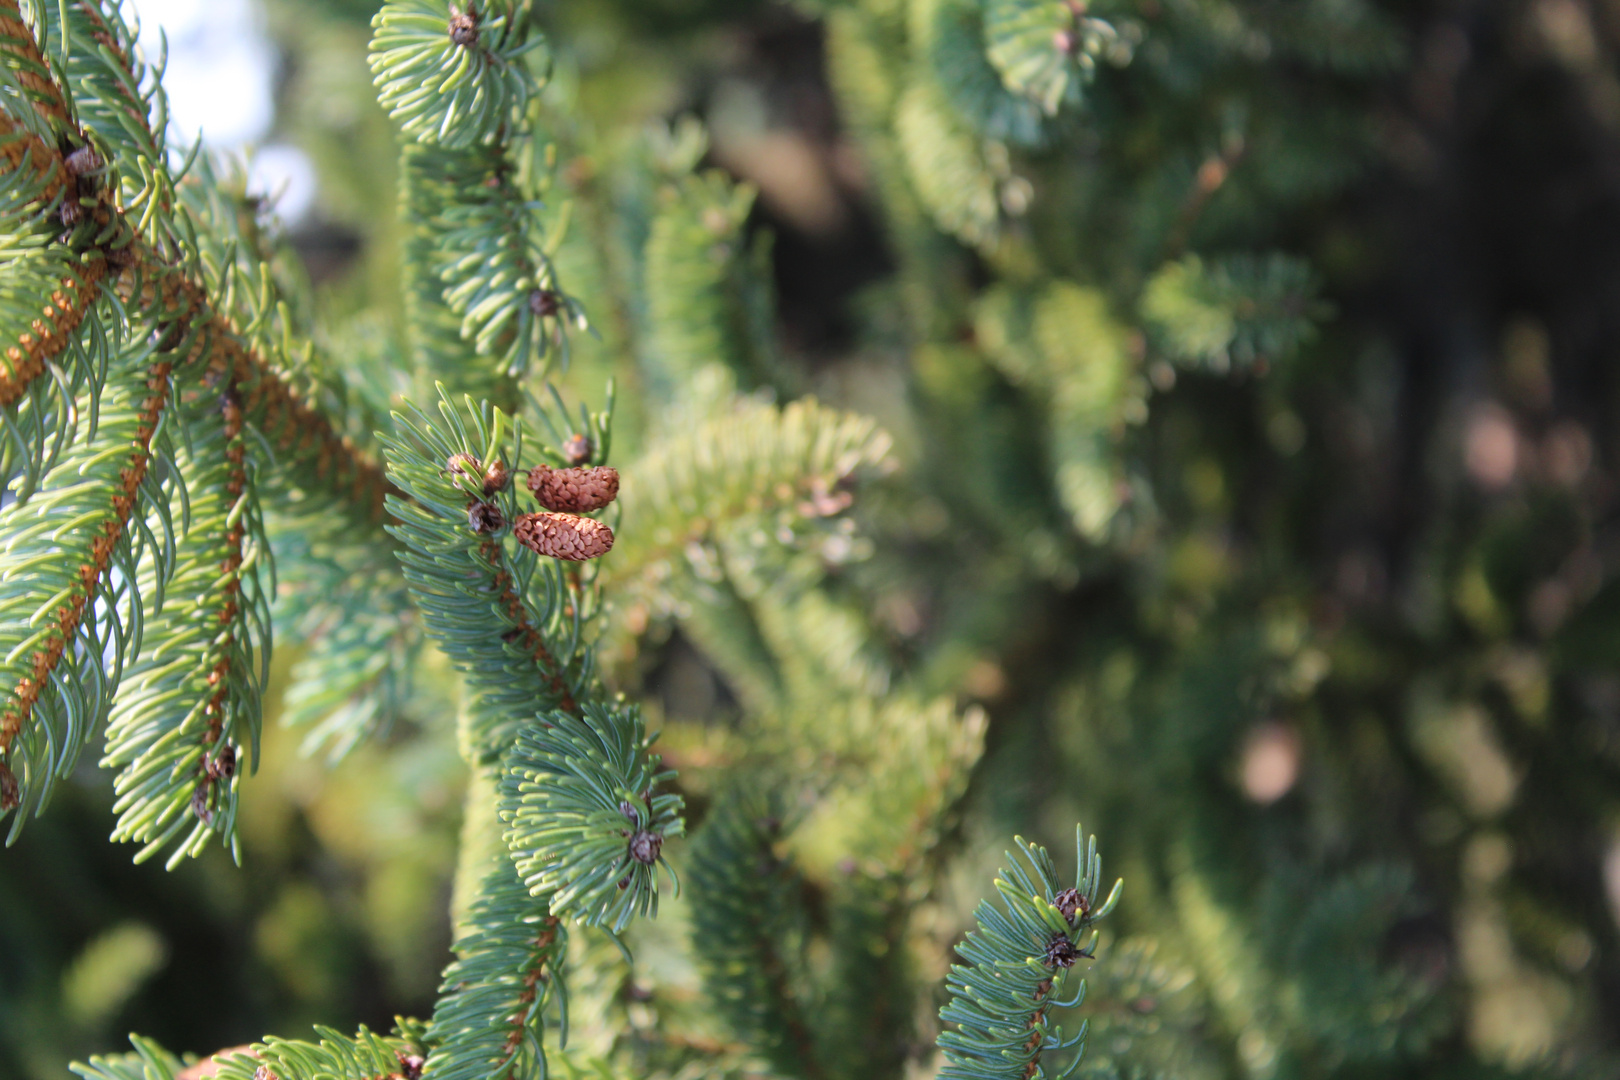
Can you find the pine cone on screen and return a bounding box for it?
[513,511,614,561]
[0,760,18,812]
[527,464,619,513]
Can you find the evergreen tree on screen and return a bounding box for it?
[3,1,1619,1079]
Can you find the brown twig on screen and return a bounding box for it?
[478,538,578,714]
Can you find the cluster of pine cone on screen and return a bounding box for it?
[458,443,618,561]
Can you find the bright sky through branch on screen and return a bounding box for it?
[123,0,317,223]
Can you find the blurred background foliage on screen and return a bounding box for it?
[7,0,1620,1077]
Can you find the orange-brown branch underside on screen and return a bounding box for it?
[0,349,173,752]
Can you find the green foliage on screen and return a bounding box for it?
[70,1037,184,1080]
[7,0,1617,1077]
[381,393,595,760]
[500,705,683,931]
[896,73,1003,249]
[1141,254,1322,373]
[937,829,1122,1080]
[369,0,540,150]
[983,0,1127,116]
[426,860,568,1080]
[643,170,775,398]
[0,316,183,839]
[685,786,819,1080]
[102,389,271,867]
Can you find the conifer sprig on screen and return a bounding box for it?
[936,828,1122,1080]
[426,861,568,1080]
[500,704,683,932]
[102,386,271,867]
[382,392,596,759]
[686,787,822,1080]
[0,288,197,836]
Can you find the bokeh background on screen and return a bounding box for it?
[5,0,1620,1077]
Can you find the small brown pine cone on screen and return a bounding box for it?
[561,433,593,465]
[513,511,614,561]
[527,464,619,513]
[0,760,19,812]
[628,829,663,865]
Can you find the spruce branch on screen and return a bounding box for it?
[369,0,540,151]
[71,1036,186,1080]
[102,384,271,867]
[1141,252,1326,374]
[686,786,824,1080]
[425,859,568,1080]
[402,142,583,385]
[382,392,598,760]
[936,828,1122,1080]
[606,396,892,605]
[0,252,105,407]
[0,281,202,835]
[644,171,780,399]
[982,0,1127,117]
[499,704,683,932]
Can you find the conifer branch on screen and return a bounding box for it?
[500,705,683,932]
[0,277,198,830]
[382,393,599,761]
[102,382,271,867]
[607,397,892,603]
[686,787,824,1080]
[936,828,1122,1080]
[425,860,568,1080]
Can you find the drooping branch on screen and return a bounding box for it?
[0,313,180,754]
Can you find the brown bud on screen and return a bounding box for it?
[1054,887,1089,924]
[59,198,82,227]
[513,511,614,561]
[482,459,510,496]
[628,829,663,865]
[1044,932,1083,969]
[448,4,479,46]
[529,289,561,317]
[0,761,19,813]
[191,784,215,826]
[208,743,237,781]
[253,1067,281,1080]
[561,433,593,466]
[445,452,479,479]
[396,1052,425,1080]
[64,145,100,177]
[468,500,505,534]
[528,464,619,513]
